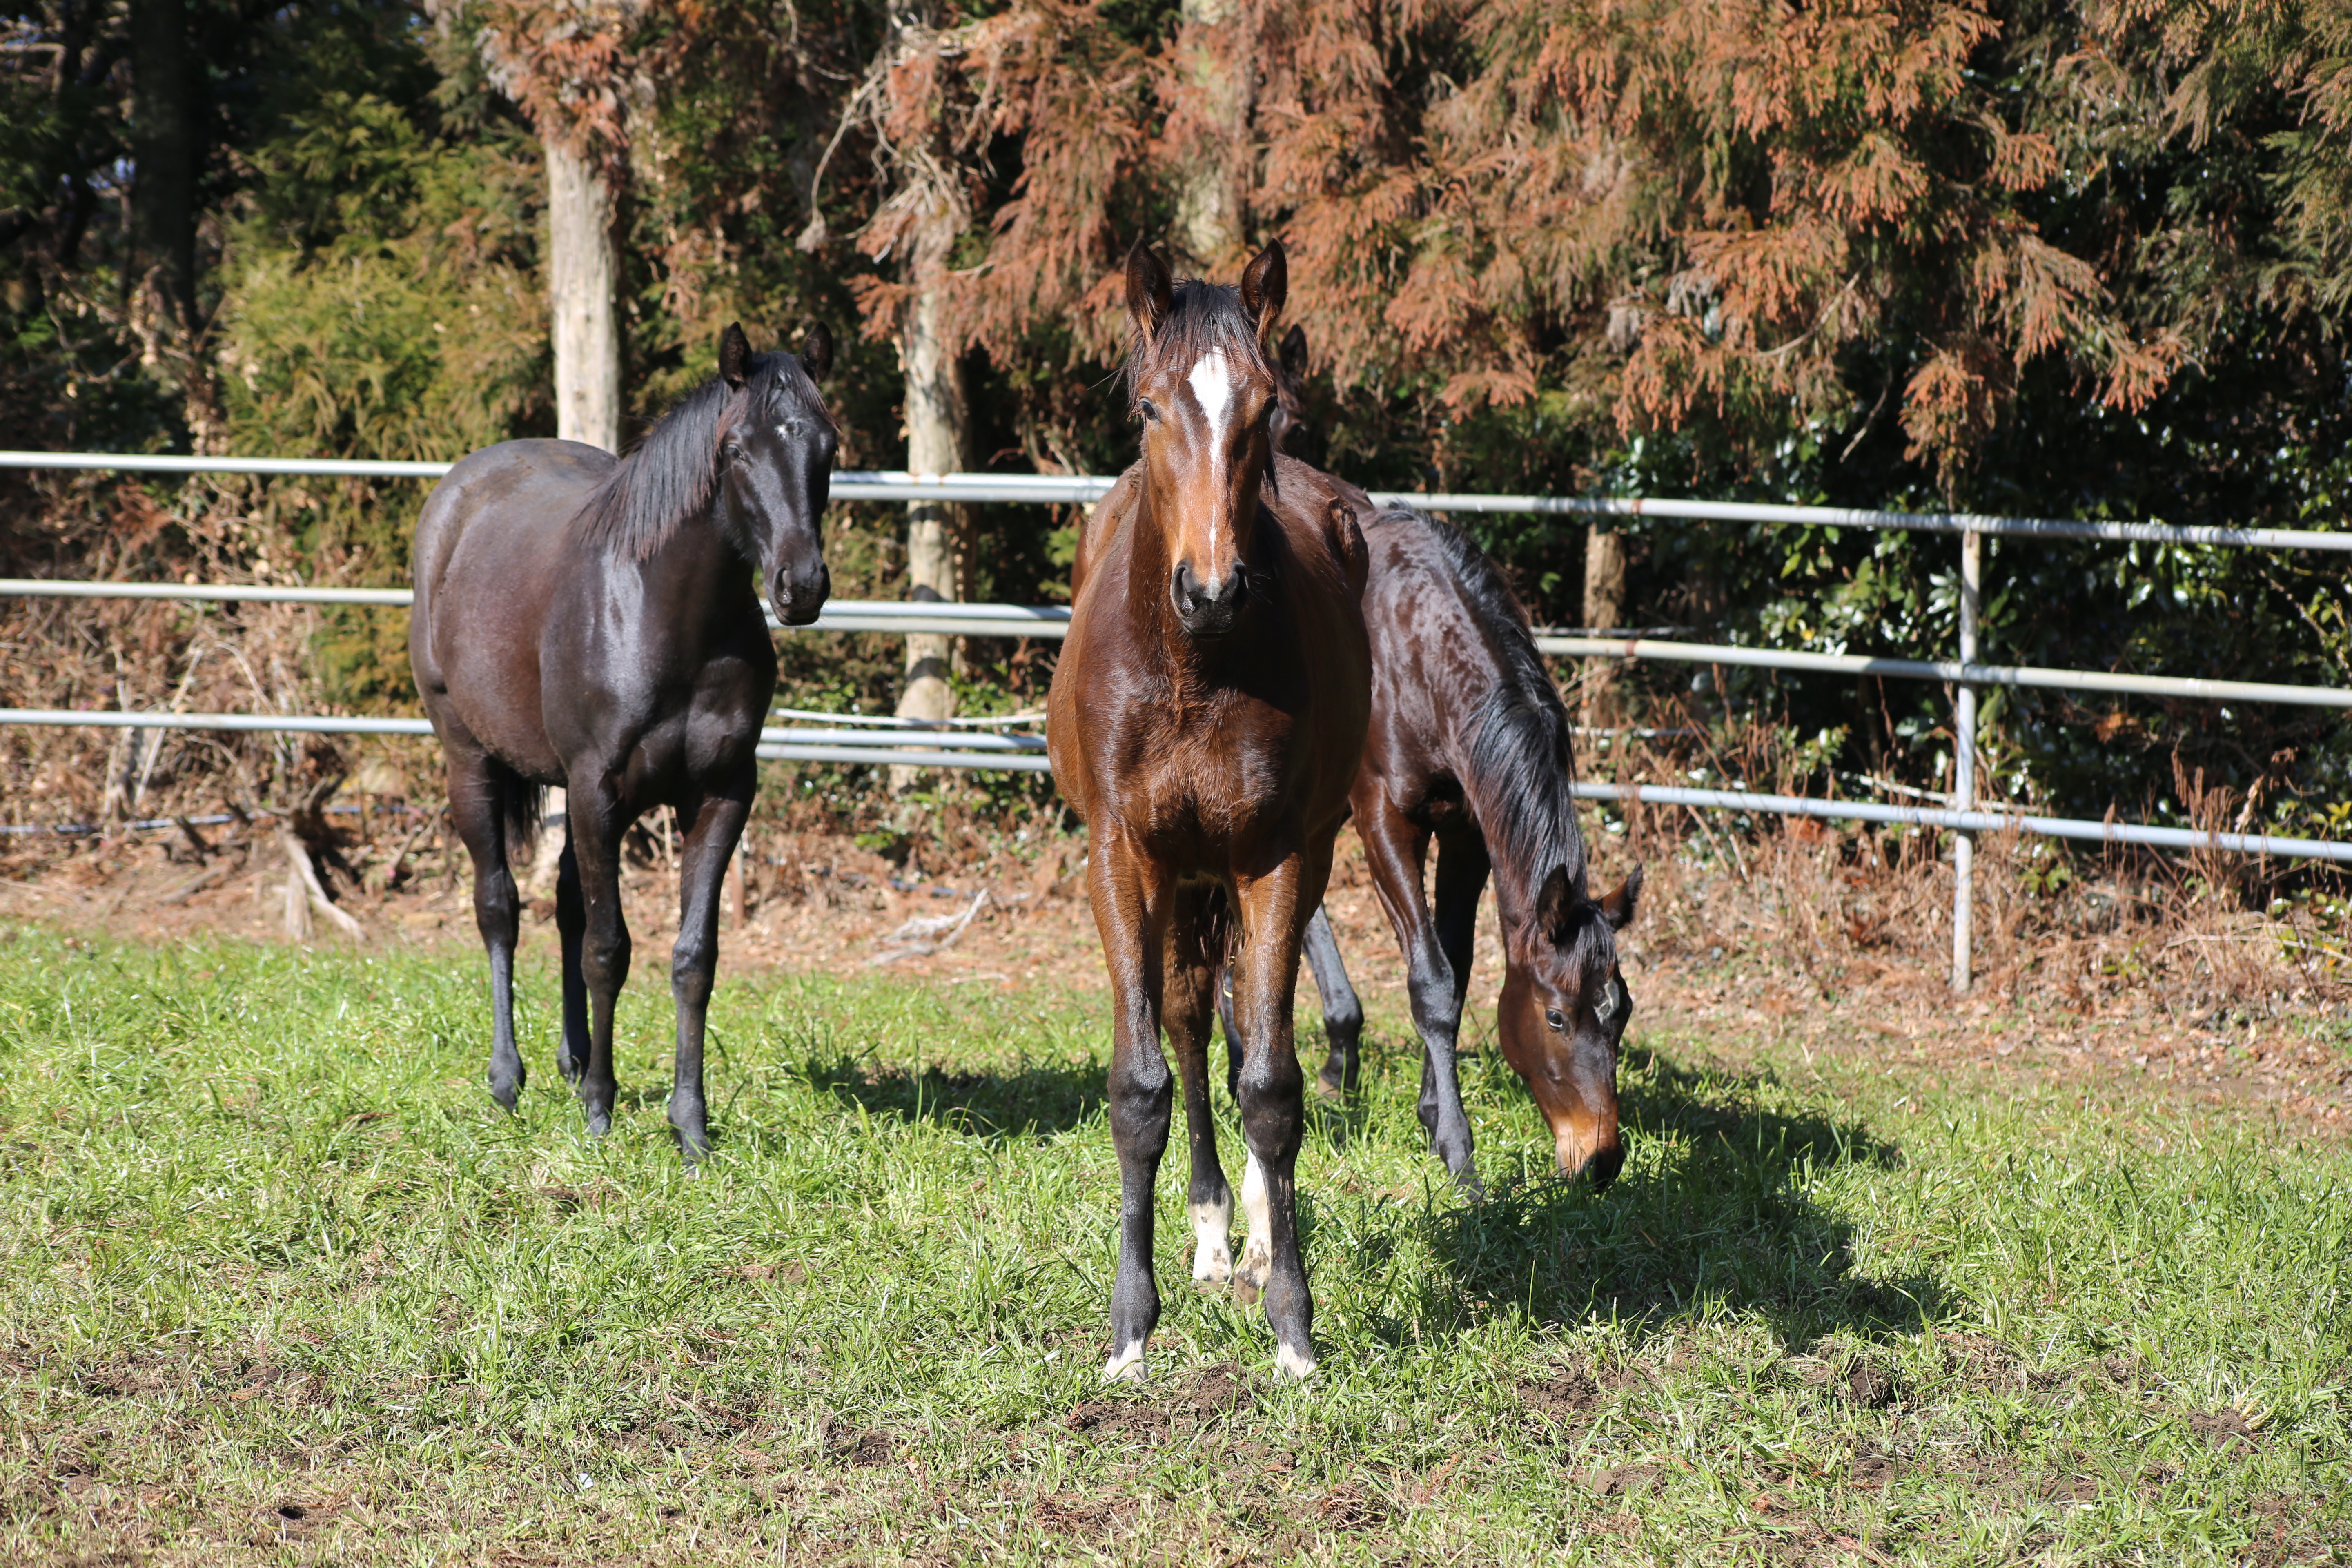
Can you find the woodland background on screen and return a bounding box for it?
[4,0,2352,854]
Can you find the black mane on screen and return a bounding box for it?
[1370,506,1592,919]
[1124,280,1273,411]
[578,353,818,559]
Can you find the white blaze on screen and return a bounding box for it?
[1185,350,1236,587]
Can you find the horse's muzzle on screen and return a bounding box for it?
[769,562,830,628]
[1171,561,1247,638]
[1554,1117,1624,1191]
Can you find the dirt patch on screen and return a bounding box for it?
[1519,1368,1603,1425]
[2187,1407,2266,1453]
[1576,1463,1661,1498]
[1063,1362,1251,1448]
[1849,1450,1901,1487]
[1031,1494,1128,1534]
[1842,1361,1906,1410]
[821,1421,895,1468]
[1312,1483,1389,1531]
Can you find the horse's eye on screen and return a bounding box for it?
[1544,1008,1566,1031]
[1138,397,1161,423]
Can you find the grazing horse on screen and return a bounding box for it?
[1048,240,1370,1382]
[1277,505,1644,1191]
[411,323,837,1158]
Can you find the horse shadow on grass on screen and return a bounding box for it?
[799,1052,1110,1143]
[1332,1040,1949,1354]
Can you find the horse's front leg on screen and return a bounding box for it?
[1359,799,1481,1193]
[667,771,752,1161]
[1230,843,1325,1380]
[1163,884,1230,1286]
[1087,829,1174,1381]
[567,773,634,1139]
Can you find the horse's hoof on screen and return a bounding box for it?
[1274,1342,1316,1381]
[583,1109,612,1139]
[1314,1071,1347,1101]
[673,1126,711,1163]
[488,1072,524,1111]
[557,1054,584,1087]
[1101,1342,1146,1383]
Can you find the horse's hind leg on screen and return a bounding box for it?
[666,775,751,1160]
[445,740,525,1110]
[554,830,589,1085]
[1304,905,1363,1096]
[1165,886,1231,1285]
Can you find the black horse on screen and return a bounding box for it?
[410,323,836,1158]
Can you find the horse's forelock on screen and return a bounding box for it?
[1125,281,1274,412]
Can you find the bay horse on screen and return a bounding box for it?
[1218,325,1643,1194]
[410,323,836,1158]
[1049,240,1370,1382]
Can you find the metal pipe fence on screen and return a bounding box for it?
[6,449,2348,989]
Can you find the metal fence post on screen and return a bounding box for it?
[1952,528,1981,993]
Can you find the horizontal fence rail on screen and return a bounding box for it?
[1568,782,2352,865]
[9,580,2341,707]
[8,451,2349,550]
[1537,636,2352,710]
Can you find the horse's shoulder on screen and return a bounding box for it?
[1071,465,1142,603]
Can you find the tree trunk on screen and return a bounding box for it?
[893,265,971,765]
[547,140,623,452]
[1581,525,1628,728]
[1173,0,1248,270]
[128,0,197,330]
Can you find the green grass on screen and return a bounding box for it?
[0,920,2346,1565]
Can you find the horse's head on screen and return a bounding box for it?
[1498,862,1644,1188]
[1124,239,1287,640]
[715,321,837,626]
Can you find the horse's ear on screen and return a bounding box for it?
[1534,863,1574,943]
[1125,240,1172,337]
[1279,323,1308,379]
[719,323,754,390]
[800,321,833,382]
[1600,864,1644,931]
[1239,238,1287,343]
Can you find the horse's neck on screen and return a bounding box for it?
[632,505,752,599]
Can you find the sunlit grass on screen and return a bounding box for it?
[0,920,2345,1563]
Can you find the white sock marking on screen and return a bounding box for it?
[1237,1150,1272,1283]
[1102,1339,1146,1383]
[1191,1192,1234,1283]
[1275,1341,1316,1381]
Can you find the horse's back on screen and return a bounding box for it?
[1354,504,1550,796]
[411,439,613,780]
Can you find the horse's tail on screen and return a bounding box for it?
[498,769,549,865]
